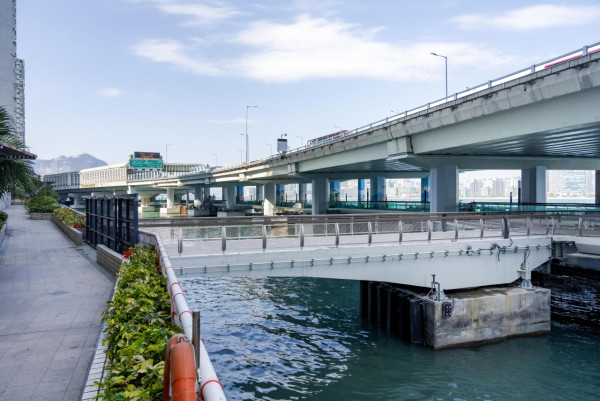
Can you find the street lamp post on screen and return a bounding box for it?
[430,52,448,98]
[245,105,258,164]
[165,144,173,163]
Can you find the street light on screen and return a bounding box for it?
[431,52,448,98]
[244,105,258,164]
[211,153,217,166]
[165,144,173,163]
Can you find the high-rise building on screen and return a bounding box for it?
[0,0,25,143]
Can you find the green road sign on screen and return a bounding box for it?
[129,158,164,169]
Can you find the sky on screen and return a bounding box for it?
[16,0,600,171]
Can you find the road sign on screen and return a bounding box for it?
[129,158,164,169]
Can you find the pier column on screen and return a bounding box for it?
[421,177,429,202]
[298,183,307,205]
[358,179,366,202]
[370,177,386,201]
[595,171,599,205]
[166,188,175,208]
[193,185,205,206]
[430,165,458,212]
[329,180,341,203]
[225,186,237,209]
[236,186,244,202]
[256,185,264,202]
[312,178,329,215]
[521,166,547,203]
[263,183,276,216]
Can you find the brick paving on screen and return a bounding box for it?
[0,205,114,401]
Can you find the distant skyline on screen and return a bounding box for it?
[17,1,600,171]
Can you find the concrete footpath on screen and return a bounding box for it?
[0,205,115,401]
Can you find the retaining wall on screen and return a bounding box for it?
[52,215,83,246]
[96,245,124,277]
[30,212,53,220]
[0,223,6,248]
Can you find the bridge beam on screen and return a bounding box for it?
[312,178,329,215]
[430,165,458,212]
[521,166,547,203]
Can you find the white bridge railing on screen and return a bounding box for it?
[144,214,600,257]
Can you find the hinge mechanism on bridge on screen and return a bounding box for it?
[428,274,447,301]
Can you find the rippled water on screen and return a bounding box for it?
[183,277,600,401]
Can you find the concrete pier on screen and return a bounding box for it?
[360,281,550,349]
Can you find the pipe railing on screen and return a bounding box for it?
[138,230,227,401]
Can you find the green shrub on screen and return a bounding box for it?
[98,245,180,400]
[53,207,85,227]
[0,220,3,231]
[0,211,7,221]
[26,195,59,213]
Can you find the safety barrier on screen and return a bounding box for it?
[139,230,227,401]
[145,213,600,257]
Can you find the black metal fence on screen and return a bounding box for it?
[85,195,138,253]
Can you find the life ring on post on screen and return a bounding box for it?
[163,334,198,401]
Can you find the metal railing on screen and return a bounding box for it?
[459,201,600,215]
[331,200,429,212]
[144,213,600,256]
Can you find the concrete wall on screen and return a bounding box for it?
[0,222,6,249]
[96,245,124,277]
[52,215,83,246]
[423,286,551,349]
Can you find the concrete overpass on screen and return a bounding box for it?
[44,43,600,215]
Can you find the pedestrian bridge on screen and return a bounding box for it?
[149,213,600,292]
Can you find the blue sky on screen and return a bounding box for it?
[17,0,600,167]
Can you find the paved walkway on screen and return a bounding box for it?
[0,205,115,401]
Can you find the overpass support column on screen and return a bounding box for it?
[521,166,547,203]
[312,178,329,215]
[370,177,386,201]
[263,183,276,216]
[276,184,285,204]
[596,171,600,205]
[430,165,458,213]
[236,186,244,202]
[193,185,205,206]
[299,183,307,204]
[166,188,175,208]
[256,185,264,202]
[358,179,366,202]
[329,181,341,203]
[225,186,237,209]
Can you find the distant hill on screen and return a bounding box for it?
[34,153,108,175]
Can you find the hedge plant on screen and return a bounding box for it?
[53,207,85,228]
[25,194,59,213]
[0,211,6,231]
[97,245,181,401]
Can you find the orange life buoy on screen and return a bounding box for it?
[162,334,197,401]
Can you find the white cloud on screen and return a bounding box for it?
[128,0,240,25]
[453,5,600,30]
[133,15,514,82]
[97,88,123,97]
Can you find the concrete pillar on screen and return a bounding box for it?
[312,178,329,215]
[370,177,386,201]
[264,182,276,216]
[225,186,237,209]
[256,185,264,202]
[521,166,547,203]
[299,183,307,204]
[358,179,366,202]
[236,186,244,202]
[193,185,205,206]
[166,188,175,208]
[421,176,429,202]
[276,184,285,204]
[430,165,458,213]
[140,194,151,207]
[329,180,341,203]
[595,171,599,205]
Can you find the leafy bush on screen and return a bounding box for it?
[53,207,85,228]
[98,245,180,400]
[0,220,3,231]
[26,195,59,213]
[0,211,7,221]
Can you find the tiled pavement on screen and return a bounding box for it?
[0,206,115,401]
